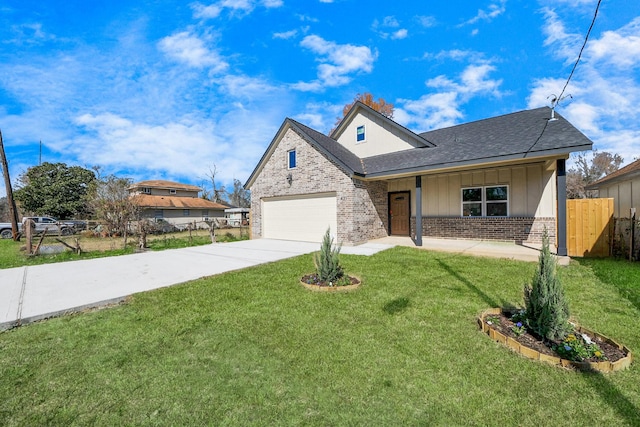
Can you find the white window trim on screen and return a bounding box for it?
[287,149,297,169]
[356,125,366,143]
[461,185,509,217]
[169,189,177,194]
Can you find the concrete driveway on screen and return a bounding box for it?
[0,239,392,330]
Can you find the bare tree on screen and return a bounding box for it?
[228,179,250,208]
[91,175,140,244]
[203,164,227,203]
[567,150,623,198]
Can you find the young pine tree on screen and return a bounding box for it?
[314,228,344,284]
[524,228,571,341]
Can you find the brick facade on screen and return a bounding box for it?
[250,126,560,246]
[411,216,556,244]
[250,128,388,244]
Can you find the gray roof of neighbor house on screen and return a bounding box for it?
[245,106,593,188]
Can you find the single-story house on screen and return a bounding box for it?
[129,180,227,226]
[585,158,640,218]
[245,102,594,255]
[224,207,250,226]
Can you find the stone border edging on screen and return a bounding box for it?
[478,308,633,372]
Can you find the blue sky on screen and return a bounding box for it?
[1,0,639,197]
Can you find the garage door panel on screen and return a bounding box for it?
[263,195,337,242]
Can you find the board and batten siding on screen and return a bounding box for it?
[387,161,557,218]
[335,110,424,158]
[596,179,639,218]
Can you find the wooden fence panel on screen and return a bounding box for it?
[566,198,614,257]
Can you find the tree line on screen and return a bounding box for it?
[1,162,250,226]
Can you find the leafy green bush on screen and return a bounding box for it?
[524,228,571,341]
[314,228,344,283]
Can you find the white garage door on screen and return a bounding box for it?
[262,194,337,242]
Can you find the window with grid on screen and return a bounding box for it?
[462,186,508,217]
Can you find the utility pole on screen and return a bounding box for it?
[0,129,20,241]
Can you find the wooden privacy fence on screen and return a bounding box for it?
[566,198,614,258]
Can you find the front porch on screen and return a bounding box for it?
[368,235,571,265]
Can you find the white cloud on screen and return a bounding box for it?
[391,29,408,40]
[373,16,408,40]
[293,35,376,91]
[528,13,640,167]
[459,0,507,26]
[262,0,283,7]
[416,16,437,28]
[191,0,281,20]
[396,63,503,131]
[587,17,640,69]
[424,49,486,62]
[273,29,298,40]
[213,74,279,99]
[383,16,400,28]
[158,30,228,72]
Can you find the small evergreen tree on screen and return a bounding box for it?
[524,228,571,341]
[314,228,344,283]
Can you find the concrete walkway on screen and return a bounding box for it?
[0,236,566,330]
[0,239,392,330]
[370,236,570,265]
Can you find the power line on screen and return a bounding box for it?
[556,0,603,104]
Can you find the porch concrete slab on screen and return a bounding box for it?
[369,236,571,265]
[0,238,391,330]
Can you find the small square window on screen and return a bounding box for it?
[356,125,365,142]
[183,209,190,217]
[169,189,176,194]
[288,150,297,169]
[142,187,151,194]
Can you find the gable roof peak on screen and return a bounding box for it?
[330,100,435,148]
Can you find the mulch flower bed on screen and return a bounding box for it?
[299,274,361,292]
[484,311,627,364]
[301,274,360,287]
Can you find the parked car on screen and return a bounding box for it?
[26,216,78,236]
[1,216,76,239]
[0,222,21,239]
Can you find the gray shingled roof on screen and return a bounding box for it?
[288,119,365,176]
[246,106,593,188]
[362,107,593,177]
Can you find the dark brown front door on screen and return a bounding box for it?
[389,192,410,236]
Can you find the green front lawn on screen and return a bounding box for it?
[0,230,248,269]
[1,248,638,425]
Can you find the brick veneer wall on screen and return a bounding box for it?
[411,216,556,244]
[249,127,388,244]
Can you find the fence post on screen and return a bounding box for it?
[630,208,636,261]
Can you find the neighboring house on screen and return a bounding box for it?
[586,158,640,218]
[245,102,593,254]
[224,207,250,226]
[129,180,227,226]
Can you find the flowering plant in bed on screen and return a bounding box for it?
[478,228,632,371]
